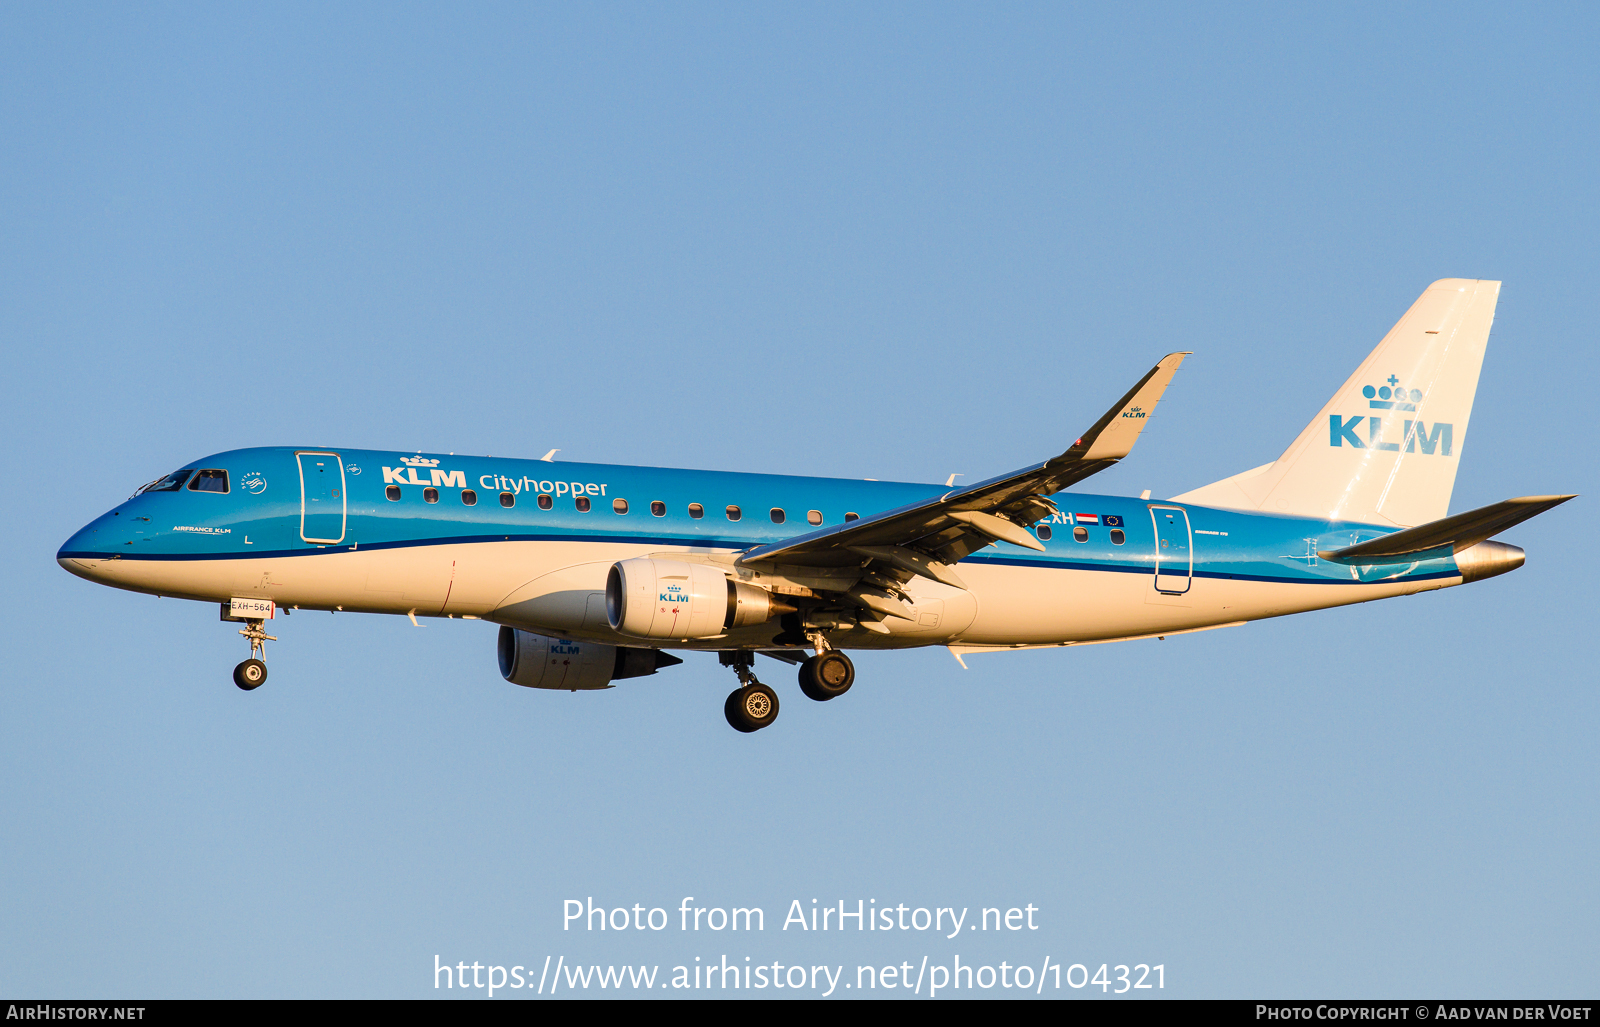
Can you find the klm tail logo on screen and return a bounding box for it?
[1122,404,1147,420]
[1329,375,1451,455]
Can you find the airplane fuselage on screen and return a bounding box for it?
[57,446,1476,654]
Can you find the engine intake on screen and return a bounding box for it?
[497,627,682,690]
[606,558,795,640]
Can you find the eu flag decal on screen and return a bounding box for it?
[1103,514,1123,527]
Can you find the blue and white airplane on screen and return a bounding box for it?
[58,279,1573,732]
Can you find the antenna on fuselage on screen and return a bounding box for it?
[540,449,559,462]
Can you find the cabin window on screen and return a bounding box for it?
[187,469,229,493]
[500,492,515,508]
[1073,526,1089,543]
[844,512,859,522]
[1110,528,1125,545]
[1037,524,1052,541]
[386,485,401,501]
[613,498,629,514]
[461,489,477,506]
[770,508,785,524]
[423,487,439,504]
[726,505,742,521]
[807,510,823,526]
[688,503,704,519]
[576,496,592,512]
[650,501,666,517]
[146,469,194,493]
[537,494,552,510]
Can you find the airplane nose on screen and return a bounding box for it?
[59,521,97,554]
[58,520,116,582]
[58,553,99,581]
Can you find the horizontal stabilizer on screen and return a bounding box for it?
[1317,495,1575,561]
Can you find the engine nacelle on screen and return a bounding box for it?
[497,627,682,690]
[606,558,795,640]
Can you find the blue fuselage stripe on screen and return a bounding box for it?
[58,445,1464,589]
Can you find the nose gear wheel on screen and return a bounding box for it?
[232,617,276,691]
[233,659,267,690]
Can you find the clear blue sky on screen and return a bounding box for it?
[2,2,1595,999]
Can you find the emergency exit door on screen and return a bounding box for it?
[298,451,346,544]
[1150,505,1192,594]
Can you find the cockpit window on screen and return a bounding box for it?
[187,469,229,493]
[143,470,194,493]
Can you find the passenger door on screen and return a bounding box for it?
[298,451,346,544]
[1150,505,1192,594]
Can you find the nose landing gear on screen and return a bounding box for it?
[233,619,275,691]
[233,658,267,690]
[720,652,780,733]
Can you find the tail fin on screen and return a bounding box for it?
[1172,279,1501,526]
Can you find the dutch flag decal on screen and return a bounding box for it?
[1074,513,1100,525]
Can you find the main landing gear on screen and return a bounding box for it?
[233,619,276,691]
[798,650,854,702]
[719,645,856,732]
[720,652,780,733]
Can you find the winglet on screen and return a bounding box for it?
[1070,352,1189,463]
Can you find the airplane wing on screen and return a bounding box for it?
[737,352,1189,595]
[1317,494,1576,561]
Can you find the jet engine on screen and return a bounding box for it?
[497,627,682,690]
[606,558,795,640]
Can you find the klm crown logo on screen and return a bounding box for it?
[400,455,441,467]
[1121,404,1147,420]
[1330,374,1452,456]
[1363,374,1422,411]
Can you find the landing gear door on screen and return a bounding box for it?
[1150,505,1192,594]
[297,451,346,544]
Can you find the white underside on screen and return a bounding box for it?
[60,540,1458,651]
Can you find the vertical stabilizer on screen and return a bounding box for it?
[1172,279,1500,527]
